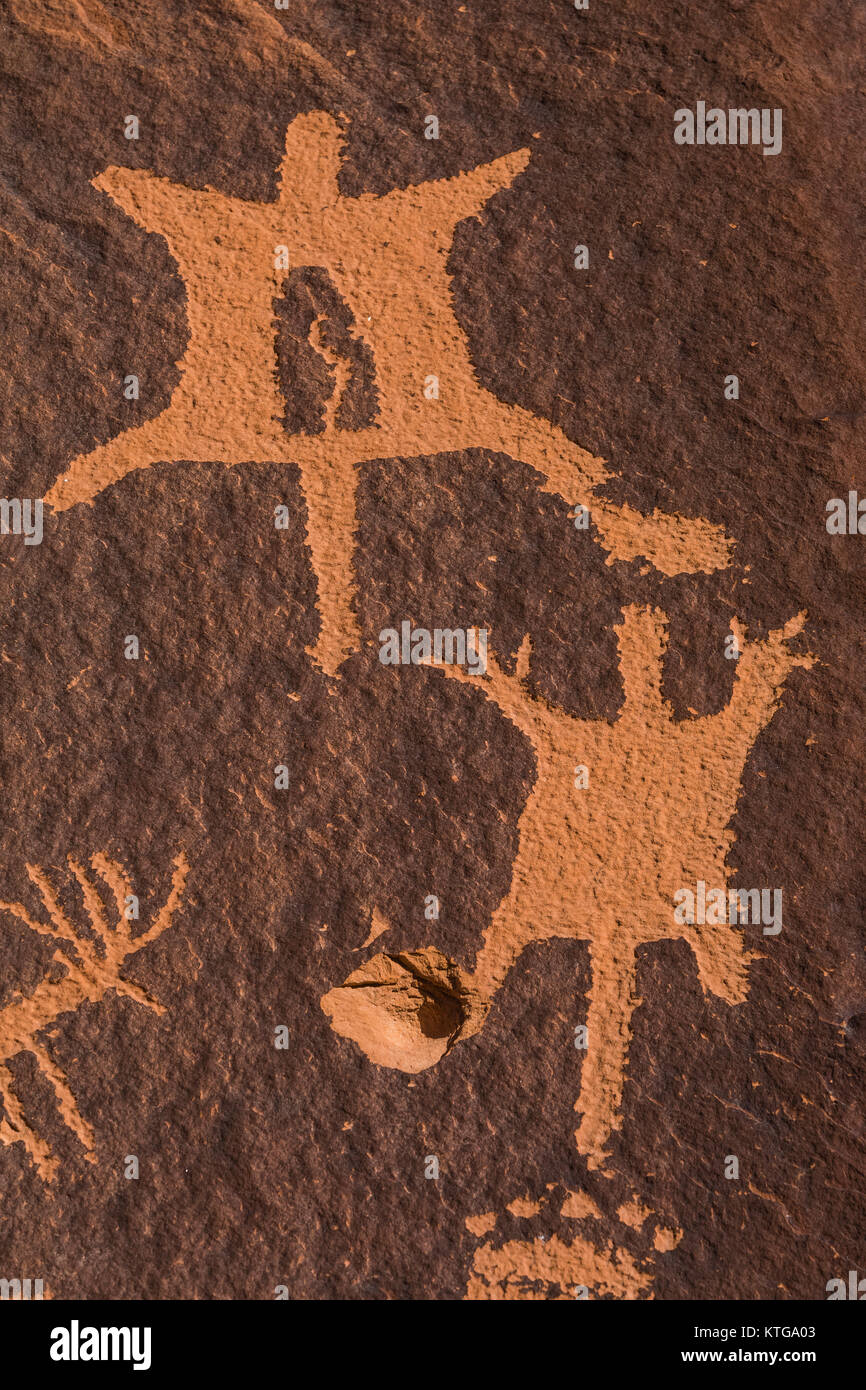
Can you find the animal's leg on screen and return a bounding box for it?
[0,1061,58,1180]
[30,1043,96,1162]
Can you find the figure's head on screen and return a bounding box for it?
[278,110,346,210]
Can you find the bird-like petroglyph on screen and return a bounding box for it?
[322,608,813,1168]
[0,850,189,1180]
[45,111,732,676]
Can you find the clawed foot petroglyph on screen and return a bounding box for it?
[464,1185,680,1299]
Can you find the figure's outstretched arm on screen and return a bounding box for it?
[422,633,542,742]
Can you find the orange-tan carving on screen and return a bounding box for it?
[0,850,189,1180]
[468,1231,651,1300]
[44,112,732,676]
[322,608,813,1168]
[464,1187,678,1299]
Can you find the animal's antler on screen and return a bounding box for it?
[0,850,189,1179]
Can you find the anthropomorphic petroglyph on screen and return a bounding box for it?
[45,112,732,675]
[0,851,188,1180]
[322,608,813,1168]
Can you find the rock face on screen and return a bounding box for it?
[0,0,864,1301]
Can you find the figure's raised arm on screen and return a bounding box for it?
[715,613,814,747]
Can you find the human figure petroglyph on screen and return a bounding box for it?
[322,608,814,1168]
[0,850,188,1180]
[45,111,732,675]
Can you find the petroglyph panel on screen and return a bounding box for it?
[0,0,862,1312]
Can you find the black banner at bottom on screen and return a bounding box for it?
[2,1297,859,1377]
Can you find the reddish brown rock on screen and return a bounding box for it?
[0,0,863,1301]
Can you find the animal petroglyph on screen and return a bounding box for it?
[463,1186,678,1299]
[322,607,813,1168]
[0,850,189,1180]
[45,111,732,675]
[467,1230,651,1301]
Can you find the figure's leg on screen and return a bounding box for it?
[574,940,640,1169]
[296,451,362,677]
